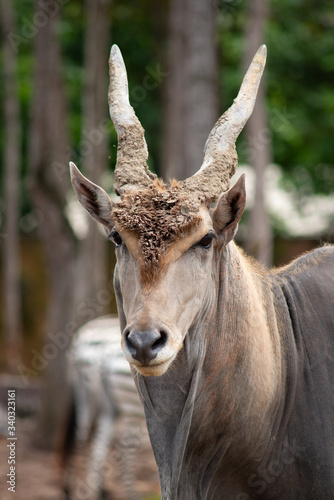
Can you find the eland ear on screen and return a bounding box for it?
[69,162,114,230]
[212,173,246,245]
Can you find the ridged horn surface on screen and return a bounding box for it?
[180,45,267,204]
[108,44,156,196]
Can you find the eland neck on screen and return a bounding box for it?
[135,241,284,499]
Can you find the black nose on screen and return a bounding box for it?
[125,329,167,365]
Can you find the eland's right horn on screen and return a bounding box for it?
[108,45,157,196]
[180,45,267,204]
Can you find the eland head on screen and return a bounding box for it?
[70,44,266,377]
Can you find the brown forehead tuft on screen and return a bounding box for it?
[112,181,202,281]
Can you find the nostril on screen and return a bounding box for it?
[152,330,167,350]
[124,329,136,354]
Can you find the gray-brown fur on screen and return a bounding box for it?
[112,180,201,281]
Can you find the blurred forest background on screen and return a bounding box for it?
[1,0,334,456]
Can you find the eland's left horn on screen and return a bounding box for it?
[108,45,157,196]
[180,45,267,204]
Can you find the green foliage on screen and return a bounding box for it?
[110,0,168,173]
[60,0,85,147]
[217,0,334,195]
[0,0,34,211]
[268,0,334,194]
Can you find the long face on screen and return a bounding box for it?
[70,164,246,377]
[70,43,265,376]
[112,204,216,376]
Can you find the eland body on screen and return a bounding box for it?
[70,45,334,499]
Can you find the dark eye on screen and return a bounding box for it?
[197,233,216,249]
[109,230,122,247]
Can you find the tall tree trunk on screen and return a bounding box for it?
[243,0,273,266]
[28,1,76,449]
[163,0,218,180]
[74,0,111,320]
[0,0,22,370]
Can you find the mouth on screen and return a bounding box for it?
[129,355,176,377]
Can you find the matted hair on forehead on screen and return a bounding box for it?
[112,179,202,282]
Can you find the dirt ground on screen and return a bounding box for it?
[0,417,160,500]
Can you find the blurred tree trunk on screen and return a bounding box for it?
[0,0,22,370]
[243,0,273,266]
[28,1,76,449]
[74,0,111,321]
[163,0,218,180]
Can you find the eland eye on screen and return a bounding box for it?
[109,230,123,247]
[197,233,216,249]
